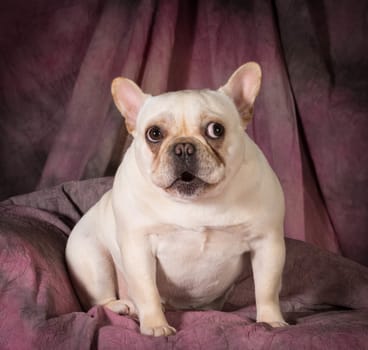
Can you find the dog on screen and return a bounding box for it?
[66,62,287,336]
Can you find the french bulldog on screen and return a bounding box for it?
[66,62,287,336]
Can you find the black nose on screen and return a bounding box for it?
[174,142,196,158]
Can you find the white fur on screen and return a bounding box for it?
[66,63,287,337]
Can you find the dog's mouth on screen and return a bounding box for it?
[166,171,209,197]
[179,171,196,183]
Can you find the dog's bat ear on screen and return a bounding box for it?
[219,62,262,128]
[111,78,150,134]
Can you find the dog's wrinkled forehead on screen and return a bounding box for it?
[111,62,262,136]
[136,89,238,133]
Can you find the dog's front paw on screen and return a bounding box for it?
[139,310,176,336]
[257,305,288,328]
[266,320,289,328]
[140,323,176,337]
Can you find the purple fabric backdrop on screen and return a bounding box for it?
[0,0,367,265]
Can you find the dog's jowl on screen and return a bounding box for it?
[66,62,287,336]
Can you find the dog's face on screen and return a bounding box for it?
[132,90,243,199]
[111,62,262,200]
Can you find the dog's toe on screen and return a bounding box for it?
[141,324,176,337]
[267,320,289,328]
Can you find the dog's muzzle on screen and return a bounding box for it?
[150,136,225,199]
[165,140,208,197]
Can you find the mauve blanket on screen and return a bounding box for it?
[1,178,368,349]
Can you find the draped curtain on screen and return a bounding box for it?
[0,0,367,265]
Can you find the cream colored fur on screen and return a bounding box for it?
[66,62,287,336]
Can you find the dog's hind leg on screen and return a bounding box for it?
[66,230,134,316]
[103,272,137,318]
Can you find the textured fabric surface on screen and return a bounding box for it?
[0,2,367,261]
[1,178,368,349]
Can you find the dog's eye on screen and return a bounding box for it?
[206,122,225,139]
[146,126,163,143]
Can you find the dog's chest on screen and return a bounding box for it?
[149,224,251,309]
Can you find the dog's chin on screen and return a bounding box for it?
[164,172,212,200]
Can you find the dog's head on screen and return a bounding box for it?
[111,62,261,200]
